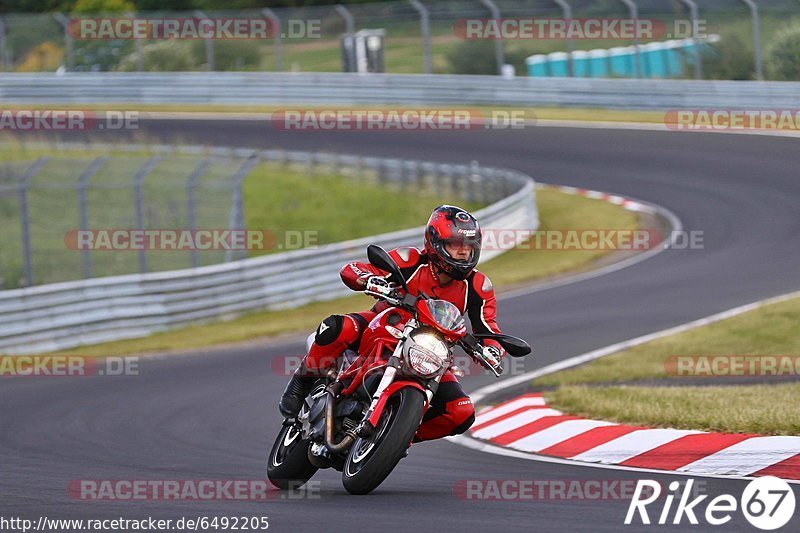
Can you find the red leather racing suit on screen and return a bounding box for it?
[303,246,504,442]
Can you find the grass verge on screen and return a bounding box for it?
[536,295,800,435]
[51,188,639,357]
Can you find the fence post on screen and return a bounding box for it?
[335,4,356,71]
[408,0,432,74]
[194,10,215,71]
[186,158,212,268]
[479,0,504,75]
[0,16,7,71]
[553,0,574,77]
[53,13,74,71]
[226,154,260,262]
[17,158,48,287]
[132,156,161,273]
[262,8,284,71]
[679,0,702,80]
[77,157,108,279]
[741,0,763,80]
[618,0,641,78]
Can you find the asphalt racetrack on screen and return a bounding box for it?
[2,121,799,532]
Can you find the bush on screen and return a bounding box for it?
[16,41,64,72]
[191,40,264,71]
[702,35,755,80]
[446,39,498,75]
[118,40,195,71]
[765,25,800,81]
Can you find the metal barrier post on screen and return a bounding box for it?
[225,154,260,262]
[17,158,48,286]
[194,10,215,71]
[741,0,763,80]
[479,0,504,75]
[553,0,574,77]
[186,159,212,269]
[53,13,74,71]
[618,0,641,78]
[262,8,284,71]
[0,16,7,71]
[409,0,432,74]
[679,0,702,79]
[76,157,108,279]
[132,156,161,273]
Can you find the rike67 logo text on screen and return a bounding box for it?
[626,477,795,530]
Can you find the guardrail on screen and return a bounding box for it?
[1,72,799,110]
[0,144,538,354]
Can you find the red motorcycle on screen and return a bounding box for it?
[267,245,531,494]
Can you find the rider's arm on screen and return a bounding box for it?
[466,271,504,355]
[340,246,423,292]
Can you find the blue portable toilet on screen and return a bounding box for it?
[572,50,590,77]
[662,40,684,77]
[642,41,668,78]
[547,51,570,77]
[608,46,634,77]
[526,54,549,77]
[588,48,609,78]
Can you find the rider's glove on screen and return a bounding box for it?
[364,275,400,297]
[481,344,504,374]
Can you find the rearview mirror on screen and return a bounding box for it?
[474,333,532,357]
[366,245,409,292]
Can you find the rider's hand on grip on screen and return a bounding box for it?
[480,345,504,375]
[365,275,400,298]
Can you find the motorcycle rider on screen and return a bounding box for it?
[278,205,505,442]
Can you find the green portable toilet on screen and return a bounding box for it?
[526,54,549,77]
[547,51,570,77]
[608,46,634,77]
[588,48,609,77]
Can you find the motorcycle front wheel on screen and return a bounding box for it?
[342,387,425,495]
[267,422,318,490]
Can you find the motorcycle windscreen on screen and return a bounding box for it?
[424,299,466,335]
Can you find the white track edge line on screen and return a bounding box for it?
[453,288,800,481]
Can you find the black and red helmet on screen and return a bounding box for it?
[424,205,482,281]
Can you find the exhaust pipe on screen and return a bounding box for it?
[324,387,356,453]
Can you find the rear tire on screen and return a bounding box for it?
[267,423,318,490]
[342,387,425,495]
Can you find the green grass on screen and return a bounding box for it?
[537,295,800,435]
[534,295,800,387]
[549,384,800,436]
[47,187,639,357]
[0,142,478,287]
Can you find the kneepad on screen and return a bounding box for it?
[314,315,344,346]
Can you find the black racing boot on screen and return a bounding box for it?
[278,369,316,418]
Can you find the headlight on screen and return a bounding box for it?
[405,331,449,377]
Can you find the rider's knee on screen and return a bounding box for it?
[314,315,345,346]
[449,411,475,436]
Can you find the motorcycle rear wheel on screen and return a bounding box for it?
[342,387,425,495]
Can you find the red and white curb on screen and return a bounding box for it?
[537,183,654,214]
[470,393,800,480]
